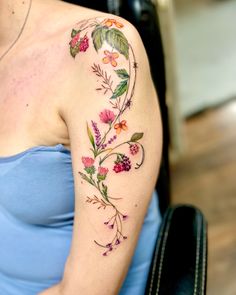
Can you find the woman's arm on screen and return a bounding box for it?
[40,15,162,295]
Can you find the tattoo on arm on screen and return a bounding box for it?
[69,18,145,256]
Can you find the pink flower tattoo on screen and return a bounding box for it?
[69,30,89,58]
[98,166,109,176]
[79,35,89,52]
[99,109,115,124]
[82,156,95,167]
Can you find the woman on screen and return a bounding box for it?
[0,0,163,294]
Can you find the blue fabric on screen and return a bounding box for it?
[0,144,162,295]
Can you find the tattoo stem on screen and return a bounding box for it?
[99,142,130,165]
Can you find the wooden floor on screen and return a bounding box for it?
[170,99,236,295]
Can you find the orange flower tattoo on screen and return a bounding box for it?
[102,50,119,67]
[104,18,124,28]
[114,120,128,134]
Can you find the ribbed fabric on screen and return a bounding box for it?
[0,144,161,294]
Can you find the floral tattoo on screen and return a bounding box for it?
[69,18,145,256]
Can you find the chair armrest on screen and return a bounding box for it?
[145,204,208,295]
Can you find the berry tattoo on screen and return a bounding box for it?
[69,18,145,256]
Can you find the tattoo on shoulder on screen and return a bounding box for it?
[69,18,145,256]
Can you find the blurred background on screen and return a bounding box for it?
[165,0,236,294]
[66,0,236,293]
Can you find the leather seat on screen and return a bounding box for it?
[145,204,207,295]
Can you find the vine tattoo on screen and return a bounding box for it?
[69,18,145,256]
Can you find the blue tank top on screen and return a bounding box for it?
[0,143,162,295]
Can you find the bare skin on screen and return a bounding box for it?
[0,0,107,156]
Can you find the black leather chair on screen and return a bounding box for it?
[145,204,207,295]
[64,1,208,294]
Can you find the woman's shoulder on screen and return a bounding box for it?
[50,1,114,36]
[50,1,140,50]
[53,2,147,106]
[45,1,141,78]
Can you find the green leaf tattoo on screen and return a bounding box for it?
[70,46,80,58]
[71,29,80,38]
[110,79,128,99]
[92,26,108,51]
[130,132,144,142]
[115,69,130,79]
[105,28,129,59]
[87,122,96,149]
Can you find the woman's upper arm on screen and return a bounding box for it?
[59,16,162,294]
